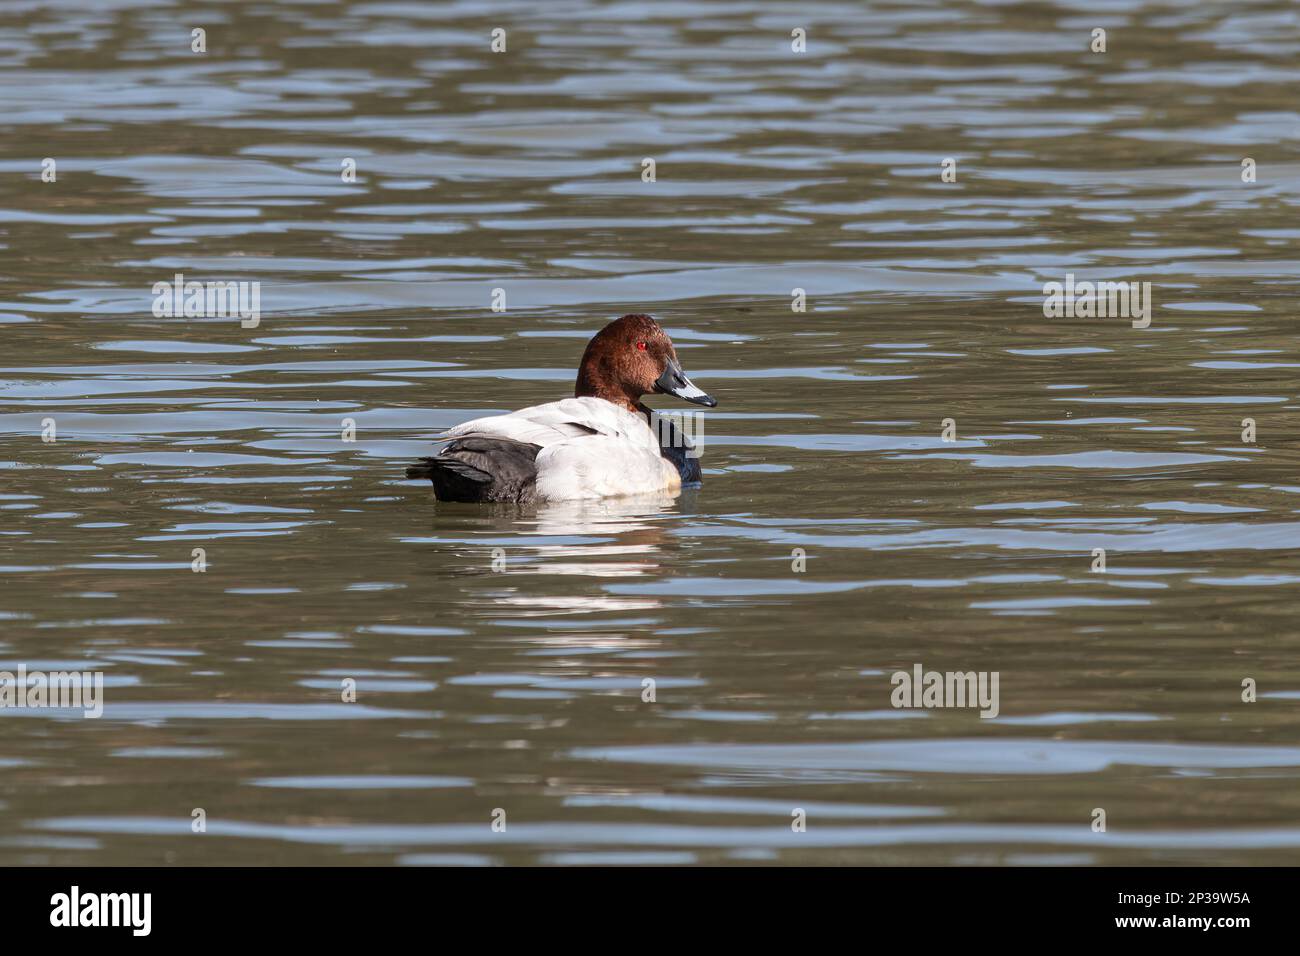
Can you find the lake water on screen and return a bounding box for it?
[2,0,1300,865]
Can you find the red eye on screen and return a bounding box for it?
[636,341,647,351]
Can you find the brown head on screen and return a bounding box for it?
[574,314,717,413]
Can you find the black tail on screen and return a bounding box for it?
[406,437,543,503]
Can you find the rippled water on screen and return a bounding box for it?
[3,0,1300,865]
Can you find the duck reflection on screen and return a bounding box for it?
[481,491,690,619]
[523,491,682,577]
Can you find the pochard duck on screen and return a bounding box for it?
[406,314,717,503]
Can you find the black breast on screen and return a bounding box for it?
[652,415,703,486]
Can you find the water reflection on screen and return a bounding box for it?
[2,0,1300,865]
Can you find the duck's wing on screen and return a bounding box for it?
[443,397,653,450]
[407,436,543,503]
[534,434,680,500]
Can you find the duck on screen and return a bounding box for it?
[405,313,717,503]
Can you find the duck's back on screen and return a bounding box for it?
[410,397,679,502]
[446,397,658,451]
